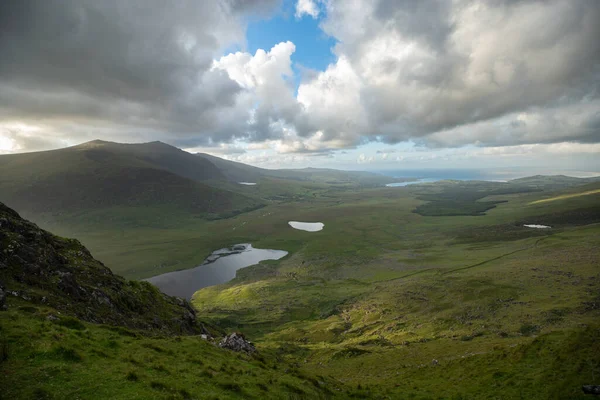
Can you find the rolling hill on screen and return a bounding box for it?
[0,140,391,220]
[0,140,394,277]
[0,140,262,219]
[196,152,392,187]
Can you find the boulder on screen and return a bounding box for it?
[219,332,256,353]
[0,285,6,310]
[582,385,600,395]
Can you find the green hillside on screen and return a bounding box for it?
[190,178,600,398]
[0,141,396,278]
[0,140,261,216]
[196,152,392,187]
[0,202,343,399]
[2,173,599,399]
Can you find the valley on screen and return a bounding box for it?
[1,142,599,399]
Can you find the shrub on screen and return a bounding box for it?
[150,381,169,391]
[52,346,83,362]
[519,324,540,336]
[56,316,86,331]
[126,371,139,381]
[1,340,9,362]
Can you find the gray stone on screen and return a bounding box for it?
[0,286,6,310]
[219,332,256,353]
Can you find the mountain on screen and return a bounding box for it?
[0,201,199,333]
[196,152,391,186]
[0,140,393,278]
[0,140,262,218]
[0,140,391,220]
[196,152,266,183]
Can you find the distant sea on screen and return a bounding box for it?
[376,168,600,184]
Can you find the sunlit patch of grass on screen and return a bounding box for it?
[529,188,600,204]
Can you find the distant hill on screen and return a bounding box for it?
[196,152,266,182]
[0,140,390,220]
[509,174,600,190]
[0,140,262,218]
[196,153,391,186]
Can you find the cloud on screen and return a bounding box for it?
[0,0,279,148]
[212,41,303,143]
[295,0,320,19]
[1,0,599,158]
[357,153,374,164]
[298,0,600,147]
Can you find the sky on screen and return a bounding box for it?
[0,0,599,173]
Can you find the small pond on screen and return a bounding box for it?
[238,182,257,186]
[288,221,324,232]
[523,224,551,229]
[146,244,287,299]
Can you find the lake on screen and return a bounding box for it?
[288,221,324,232]
[146,244,287,299]
[385,178,440,187]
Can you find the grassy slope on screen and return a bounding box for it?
[0,142,394,279]
[1,177,599,398]
[196,153,391,187]
[191,180,600,398]
[0,203,342,399]
[0,141,261,216]
[0,305,346,400]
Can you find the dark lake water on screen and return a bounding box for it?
[146,244,287,299]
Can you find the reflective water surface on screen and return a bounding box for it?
[288,221,324,232]
[146,244,287,299]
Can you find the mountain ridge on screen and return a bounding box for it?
[0,201,200,334]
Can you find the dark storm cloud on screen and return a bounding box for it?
[0,0,279,146]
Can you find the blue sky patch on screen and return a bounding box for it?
[245,0,336,86]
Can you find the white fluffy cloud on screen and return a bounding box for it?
[300,0,600,148]
[295,0,320,19]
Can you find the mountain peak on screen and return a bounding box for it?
[77,139,172,148]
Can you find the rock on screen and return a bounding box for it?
[219,332,256,353]
[0,286,6,310]
[0,201,202,335]
[46,314,59,321]
[92,290,112,307]
[583,385,600,395]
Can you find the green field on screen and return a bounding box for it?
[188,179,600,398]
[2,155,600,398]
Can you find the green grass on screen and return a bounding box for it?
[3,175,600,398]
[0,306,343,399]
[189,181,600,398]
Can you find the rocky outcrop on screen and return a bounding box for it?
[0,285,6,310]
[0,202,199,335]
[219,332,256,353]
[583,385,600,395]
